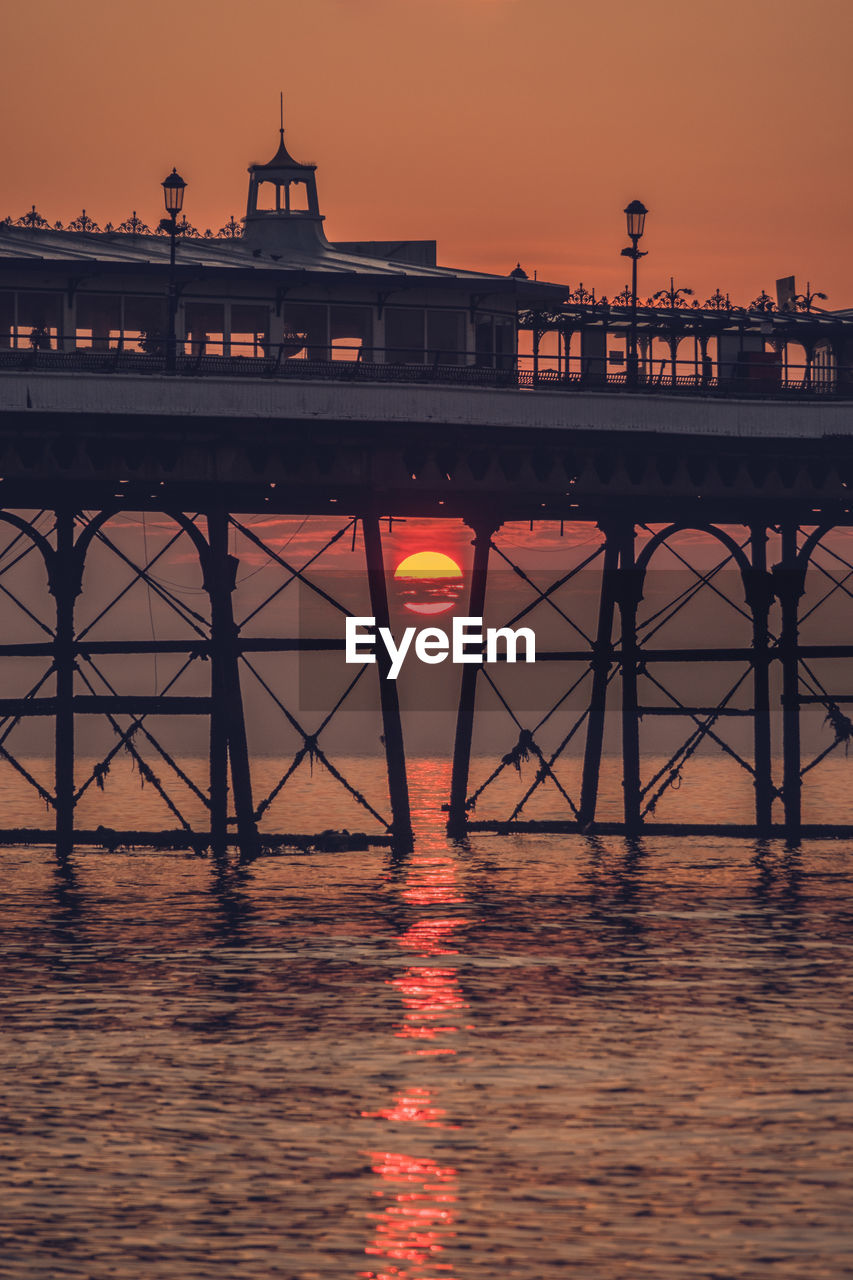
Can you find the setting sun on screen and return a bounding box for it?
[394,552,463,579]
[393,552,464,615]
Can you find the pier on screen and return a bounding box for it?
[1,127,852,856]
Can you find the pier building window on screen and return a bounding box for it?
[330,305,372,361]
[812,342,836,390]
[427,310,464,365]
[185,302,226,356]
[255,182,279,213]
[123,296,168,353]
[475,316,515,369]
[523,328,564,381]
[495,318,514,370]
[0,292,13,348]
[254,177,310,214]
[17,292,61,350]
[231,304,269,358]
[76,294,122,350]
[284,181,309,213]
[280,302,328,359]
[385,307,425,363]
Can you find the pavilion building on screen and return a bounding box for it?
[0,127,558,368]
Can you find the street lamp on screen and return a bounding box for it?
[161,168,187,372]
[621,199,648,386]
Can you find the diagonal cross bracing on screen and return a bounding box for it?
[81,516,210,639]
[73,657,195,831]
[76,519,195,640]
[231,517,356,626]
[73,652,205,817]
[235,518,355,629]
[489,541,594,645]
[240,655,389,829]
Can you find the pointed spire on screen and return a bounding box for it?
[252,99,315,173]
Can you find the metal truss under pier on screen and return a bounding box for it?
[0,504,411,860]
[445,516,853,845]
[0,372,850,855]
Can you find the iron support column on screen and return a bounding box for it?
[52,509,77,857]
[745,527,774,834]
[447,519,498,838]
[616,524,644,833]
[579,525,619,828]
[209,633,229,857]
[206,511,259,861]
[362,515,413,854]
[775,525,804,841]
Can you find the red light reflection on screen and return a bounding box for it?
[358,1151,458,1280]
[390,967,467,1047]
[361,1087,453,1129]
[395,917,467,957]
[361,844,466,1278]
[400,857,465,908]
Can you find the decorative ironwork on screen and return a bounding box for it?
[116,211,151,235]
[704,289,732,311]
[795,282,828,313]
[154,214,199,237]
[652,279,695,309]
[748,290,775,312]
[217,215,243,239]
[612,284,634,307]
[67,210,100,233]
[568,283,596,305]
[15,206,51,229]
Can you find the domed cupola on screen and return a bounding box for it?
[243,112,326,253]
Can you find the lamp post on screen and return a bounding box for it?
[161,168,187,373]
[621,200,648,386]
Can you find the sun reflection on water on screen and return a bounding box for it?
[360,835,468,1280]
[359,1151,458,1280]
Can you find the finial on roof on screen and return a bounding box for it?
[509,262,528,280]
[251,95,315,173]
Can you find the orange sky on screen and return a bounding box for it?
[2,0,852,306]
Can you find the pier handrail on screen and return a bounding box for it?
[0,343,849,398]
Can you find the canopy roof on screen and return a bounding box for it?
[0,221,563,303]
[249,130,316,175]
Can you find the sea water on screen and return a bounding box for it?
[1,757,852,1278]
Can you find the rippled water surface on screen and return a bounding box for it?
[2,758,853,1278]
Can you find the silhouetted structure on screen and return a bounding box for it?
[1,125,852,855]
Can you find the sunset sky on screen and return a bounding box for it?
[3,0,852,307]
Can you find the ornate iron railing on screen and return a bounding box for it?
[2,209,245,239]
[0,344,847,396]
